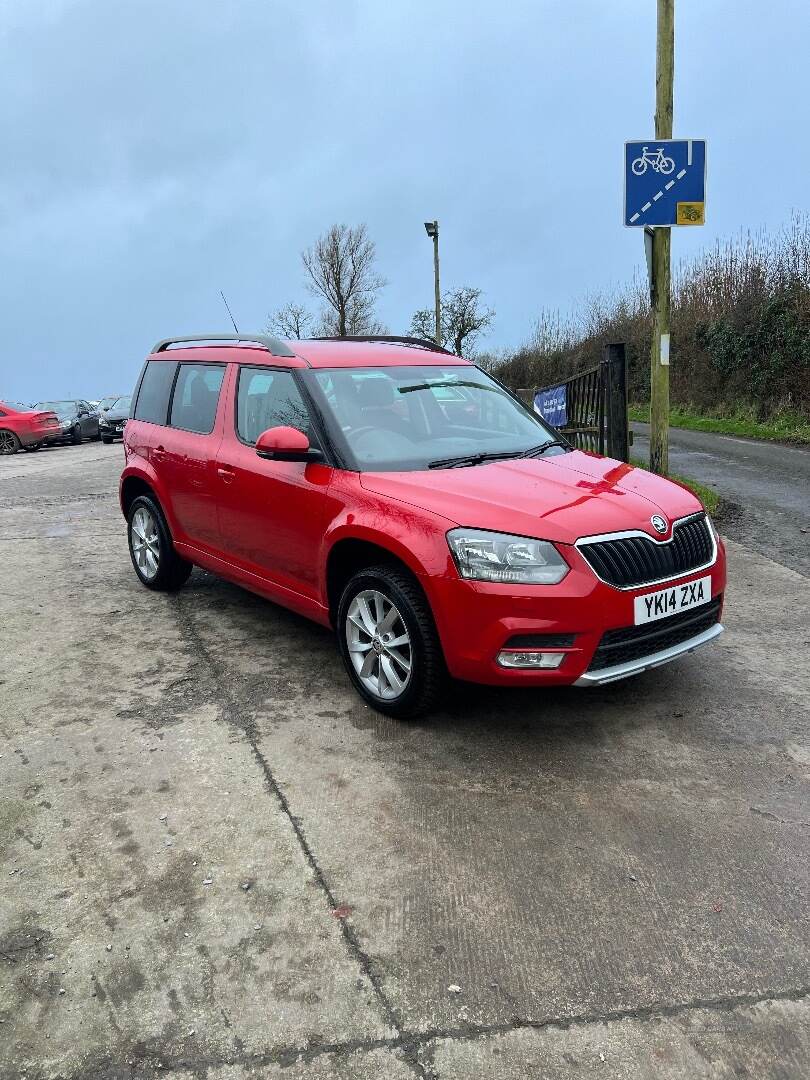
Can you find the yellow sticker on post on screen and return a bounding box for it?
[676,201,705,225]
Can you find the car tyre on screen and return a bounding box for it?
[71,425,82,445]
[0,430,21,455]
[127,494,193,592]
[337,564,446,719]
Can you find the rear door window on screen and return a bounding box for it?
[134,361,179,425]
[169,364,226,435]
[236,367,313,445]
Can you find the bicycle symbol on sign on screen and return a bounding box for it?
[631,146,675,176]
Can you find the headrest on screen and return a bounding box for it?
[356,378,396,407]
[189,375,210,406]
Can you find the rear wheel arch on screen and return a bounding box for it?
[0,429,21,455]
[121,474,159,519]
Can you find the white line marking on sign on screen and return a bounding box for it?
[653,191,663,201]
[676,168,687,179]
[688,140,693,166]
[641,201,652,212]
[665,180,675,190]
[630,212,640,223]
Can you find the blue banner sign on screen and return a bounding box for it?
[534,385,567,428]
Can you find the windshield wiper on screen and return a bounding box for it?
[428,450,525,469]
[399,380,501,395]
[520,440,569,458]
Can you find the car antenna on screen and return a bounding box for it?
[219,290,240,333]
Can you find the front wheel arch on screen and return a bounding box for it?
[325,536,428,627]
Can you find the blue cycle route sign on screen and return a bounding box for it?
[624,139,706,227]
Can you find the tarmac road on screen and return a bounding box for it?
[1,442,809,1079]
[632,422,810,576]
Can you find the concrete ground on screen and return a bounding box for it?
[1,443,809,1079]
[631,421,810,576]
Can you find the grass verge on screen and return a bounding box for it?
[630,456,721,515]
[628,405,810,445]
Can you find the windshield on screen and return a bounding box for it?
[34,400,75,419]
[99,396,119,410]
[5,401,32,412]
[309,365,563,472]
[110,396,132,413]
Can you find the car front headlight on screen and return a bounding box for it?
[61,420,72,430]
[447,528,569,584]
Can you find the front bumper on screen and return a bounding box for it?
[426,537,727,687]
[574,622,723,686]
[100,423,126,439]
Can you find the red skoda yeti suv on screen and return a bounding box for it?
[120,334,726,717]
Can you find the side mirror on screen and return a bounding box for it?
[255,426,322,463]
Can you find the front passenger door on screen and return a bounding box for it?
[215,366,333,604]
[78,401,95,438]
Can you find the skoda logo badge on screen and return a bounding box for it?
[651,515,668,534]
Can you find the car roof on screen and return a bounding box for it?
[146,339,472,370]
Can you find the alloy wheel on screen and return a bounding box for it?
[346,589,413,700]
[0,431,18,454]
[130,506,161,581]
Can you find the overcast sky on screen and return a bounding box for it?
[2,0,809,401]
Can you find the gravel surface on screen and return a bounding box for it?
[1,442,808,1079]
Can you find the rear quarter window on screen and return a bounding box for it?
[133,361,178,425]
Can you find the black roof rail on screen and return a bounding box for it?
[151,333,296,358]
[310,335,457,356]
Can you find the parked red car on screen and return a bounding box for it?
[0,401,60,454]
[120,334,726,717]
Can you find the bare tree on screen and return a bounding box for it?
[410,286,494,355]
[265,302,315,339]
[409,308,436,342]
[317,302,387,337]
[443,287,495,356]
[302,224,386,337]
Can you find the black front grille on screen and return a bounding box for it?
[587,596,722,672]
[579,514,713,588]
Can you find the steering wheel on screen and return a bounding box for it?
[346,426,378,444]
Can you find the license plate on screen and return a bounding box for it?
[634,575,711,625]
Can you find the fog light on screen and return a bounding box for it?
[496,650,566,670]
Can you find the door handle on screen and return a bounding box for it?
[153,445,166,460]
[217,466,236,484]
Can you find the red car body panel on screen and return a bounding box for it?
[0,402,60,447]
[121,341,727,688]
[357,452,701,546]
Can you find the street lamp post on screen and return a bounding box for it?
[424,220,440,346]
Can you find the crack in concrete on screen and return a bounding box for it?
[168,594,431,1080]
[41,984,810,1079]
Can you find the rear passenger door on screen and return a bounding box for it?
[160,362,227,552]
